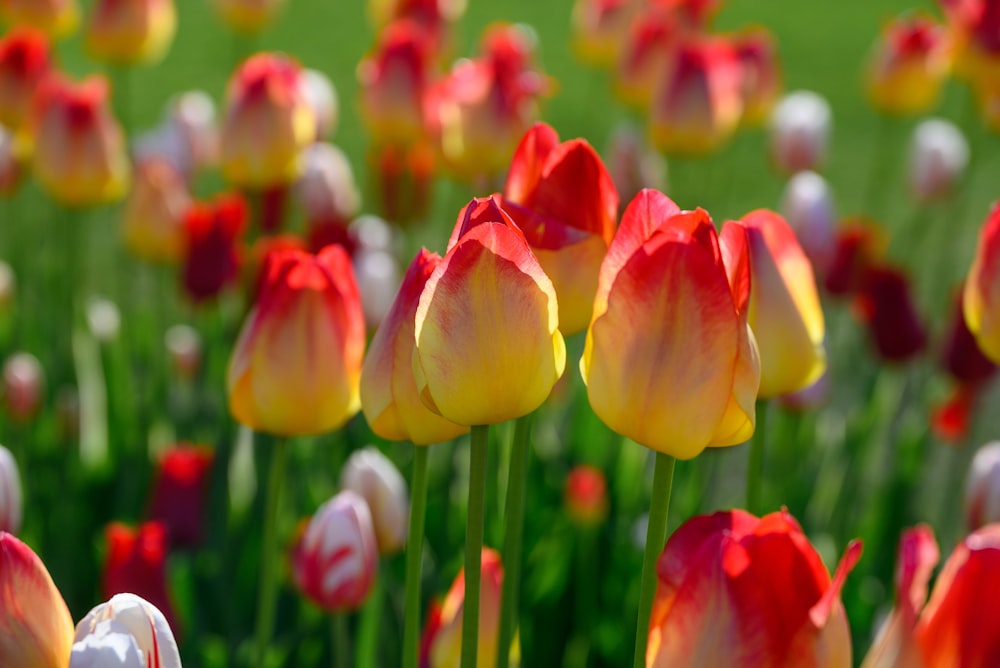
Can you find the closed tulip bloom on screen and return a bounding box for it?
[733,27,782,126]
[502,122,619,335]
[166,90,219,173]
[908,118,969,202]
[291,490,378,611]
[340,446,408,554]
[0,533,75,668]
[212,0,286,34]
[649,37,744,156]
[0,28,51,133]
[571,0,638,69]
[148,444,214,548]
[30,74,129,207]
[70,593,180,668]
[0,445,21,535]
[564,465,608,526]
[737,209,825,398]
[181,192,247,302]
[966,443,1000,529]
[605,122,668,206]
[85,0,177,66]
[780,171,837,278]
[867,14,950,116]
[296,143,361,229]
[0,0,78,39]
[414,196,566,426]
[123,157,192,264]
[581,190,760,460]
[220,53,315,188]
[3,352,43,423]
[856,265,926,363]
[614,6,678,109]
[299,68,338,140]
[361,249,469,445]
[228,245,366,436]
[354,248,401,328]
[824,218,884,297]
[648,510,861,667]
[770,90,831,175]
[103,522,178,635]
[421,548,513,668]
[964,202,1000,363]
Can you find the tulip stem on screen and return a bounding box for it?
[496,414,532,668]
[461,425,489,668]
[632,452,676,668]
[402,446,430,668]
[254,435,289,668]
[332,612,351,668]
[747,400,769,514]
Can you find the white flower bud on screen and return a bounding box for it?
[780,170,837,276]
[340,446,408,554]
[0,444,23,534]
[770,90,832,175]
[299,69,339,139]
[908,118,969,202]
[297,143,360,225]
[70,594,181,668]
[966,441,1000,530]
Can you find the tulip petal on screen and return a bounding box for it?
[504,121,560,202]
[965,203,1000,363]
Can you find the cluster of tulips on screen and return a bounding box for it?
[3,0,1000,666]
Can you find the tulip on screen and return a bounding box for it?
[964,202,1000,363]
[777,370,831,412]
[564,465,608,526]
[605,122,668,206]
[648,509,861,667]
[648,36,744,156]
[361,249,469,445]
[219,53,315,189]
[123,157,192,264]
[86,296,121,344]
[614,5,678,110]
[733,27,781,126]
[824,218,884,297]
[181,192,247,302]
[84,0,177,66]
[950,0,1000,89]
[291,490,379,611]
[148,444,214,548]
[103,522,178,634]
[0,0,78,39]
[421,548,513,668]
[571,0,639,69]
[866,13,950,116]
[855,264,926,363]
[907,118,969,202]
[354,248,401,328]
[296,143,361,229]
[737,209,826,398]
[30,74,129,207]
[299,68,338,140]
[0,533,75,668]
[0,28,52,133]
[413,196,566,426]
[367,0,466,34]
[966,443,1000,529]
[862,524,1000,667]
[131,122,195,179]
[581,189,759,460]
[245,234,307,302]
[164,324,201,380]
[3,352,43,423]
[501,122,619,335]
[770,90,832,175]
[212,0,286,34]
[0,445,21,535]
[228,245,366,436]
[0,124,21,195]
[166,90,219,174]
[340,446,409,554]
[70,593,181,668]
[780,171,837,278]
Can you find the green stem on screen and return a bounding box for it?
[253,436,289,668]
[461,425,489,668]
[356,572,383,668]
[632,452,676,668]
[746,400,769,514]
[496,415,531,668]
[402,446,430,668]
[332,612,351,668]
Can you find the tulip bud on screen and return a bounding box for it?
[966,442,1000,529]
[907,118,969,202]
[30,74,129,207]
[166,90,219,172]
[941,289,996,386]
[123,157,192,264]
[614,5,678,109]
[733,27,782,126]
[299,68,338,140]
[866,13,950,116]
[296,143,361,229]
[85,0,177,66]
[351,214,395,253]
[0,0,78,39]
[228,245,366,436]
[964,202,1000,363]
[70,593,181,668]
[0,28,52,132]
[181,192,248,302]
[86,296,121,344]
[780,171,837,279]
[164,324,201,380]
[103,522,178,634]
[605,122,668,206]
[0,445,22,534]
[3,352,43,423]
[291,490,378,611]
[564,465,608,526]
[648,510,861,667]
[855,264,926,363]
[245,234,307,302]
[571,0,638,69]
[0,532,75,668]
[770,90,832,175]
[340,446,408,554]
[354,248,400,329]
[148,444,214,548]
[824,219,884,297]
[212,0,286,34]
[220,53,315,188]
[0,124,21,196]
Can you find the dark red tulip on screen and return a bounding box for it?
[103,522,178,635]
[854,264,927,362]
[181,192,248,302]
[148,445,215,549]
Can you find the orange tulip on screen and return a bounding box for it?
[502,122,619,335]
[0,0,78,39]
[866,13,951,116]
[581,189,759,460]
[862,524,1000,667]
[649,36,744,156]
[0,532,75,668]
[964,202,1000,363]
[228,245,366,436]
[29,74,129,207]
[0,28,52,133]
[648,510,861,668]
[413,196,565,426]
[737,209,825,398]
[85,0,177,66]
[122,157,192,264]
[212,0,286,34]
[361,248,468,445]
[220,53,315,189]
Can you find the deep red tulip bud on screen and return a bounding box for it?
[103,522,179,636]
[564,465,608,526]
[824,219,884,297]
[854,264,926,363]
[181,192,248,302]
[148,444,214,548]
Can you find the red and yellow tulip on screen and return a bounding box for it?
[123,157,191,264]
[965,202,1000,363]
[0,0,78,39]
[0,28,52,134]
[212,0,286,34]
[85,0,177,66]
[866,13,951,116]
